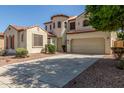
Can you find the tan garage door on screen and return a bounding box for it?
[71,38,105,54]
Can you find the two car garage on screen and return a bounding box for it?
[71,38,105,54]
[67,31,112,54]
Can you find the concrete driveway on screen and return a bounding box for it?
[0,54,104,88]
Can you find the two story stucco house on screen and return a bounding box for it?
[44,12,117,54]
[4,25,47,54]
[3,12,117,55]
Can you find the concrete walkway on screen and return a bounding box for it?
[0,54,104,88]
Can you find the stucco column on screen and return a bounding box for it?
[67,39,71,52]
[105,37,111,54]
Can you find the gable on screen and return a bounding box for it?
[27,26,47,34]
[4,25,18,35]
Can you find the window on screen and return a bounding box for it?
[70,22,75,30]
[58,21,61,28]
[32,34,43,46]
[9,28,11,30]
[53,23,55,29]
[83,20,90,26]
[21,34,24,42]
[45,26,47,30]
[50,25,52,30]
[64,22,67,28]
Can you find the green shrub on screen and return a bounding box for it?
[117,32,124,40]
[111,47,124,60]
[47,44,56,54]
[0,50,6,56]
[16,48,28,58]
[116,60,124,70]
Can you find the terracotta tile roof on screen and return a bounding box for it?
[10,25,39,31]
[44,21,52,24]
[48,32,56,37]
[67,29,96,34]
[51,14,69,20]
[0,32,4,37]
[68,16,77,21]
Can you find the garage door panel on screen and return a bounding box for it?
[71,38,105,54]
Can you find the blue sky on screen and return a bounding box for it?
[0,5,85,32]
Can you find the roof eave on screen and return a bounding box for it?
[67,30,96,34]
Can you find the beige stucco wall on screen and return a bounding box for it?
[4,26,18,49]
[45,17,68,38]
[45,23,53,32]
[52,17,68,37]
[76,14,93,31]
[18,31,27,48]
[26,27,47,53]
[0,37,4,50]
[67,31,111,54]
[110,32,117,47]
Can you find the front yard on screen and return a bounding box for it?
[64,55,124,88]
[0,54,103,88]
[0,52,63,67]
[0,54,124,88]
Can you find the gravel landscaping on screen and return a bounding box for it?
[0,52,63,67]
[64,55,124,88]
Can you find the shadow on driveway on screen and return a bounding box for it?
[0,57,100,88]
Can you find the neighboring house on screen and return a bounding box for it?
[4,25,47,54]
[44,12,117,54]
[0,32,4,50]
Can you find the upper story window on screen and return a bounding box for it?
[21,34,24,42]
[58,21,61,28]
[53,23,55,29]
[70,22,75,30]
[83,20,90,27]
[45,26,47,30]
[50,25,52,30]
[64,22,67,28]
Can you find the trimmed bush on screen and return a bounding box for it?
[0,50,6,56]
[47,44,56,54]
[117,60,124,70]
[117,32,124,40]
[16,48,28,58]
[111,47,124,60]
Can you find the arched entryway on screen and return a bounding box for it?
[12,35,15,49]
[6,35,15,49]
